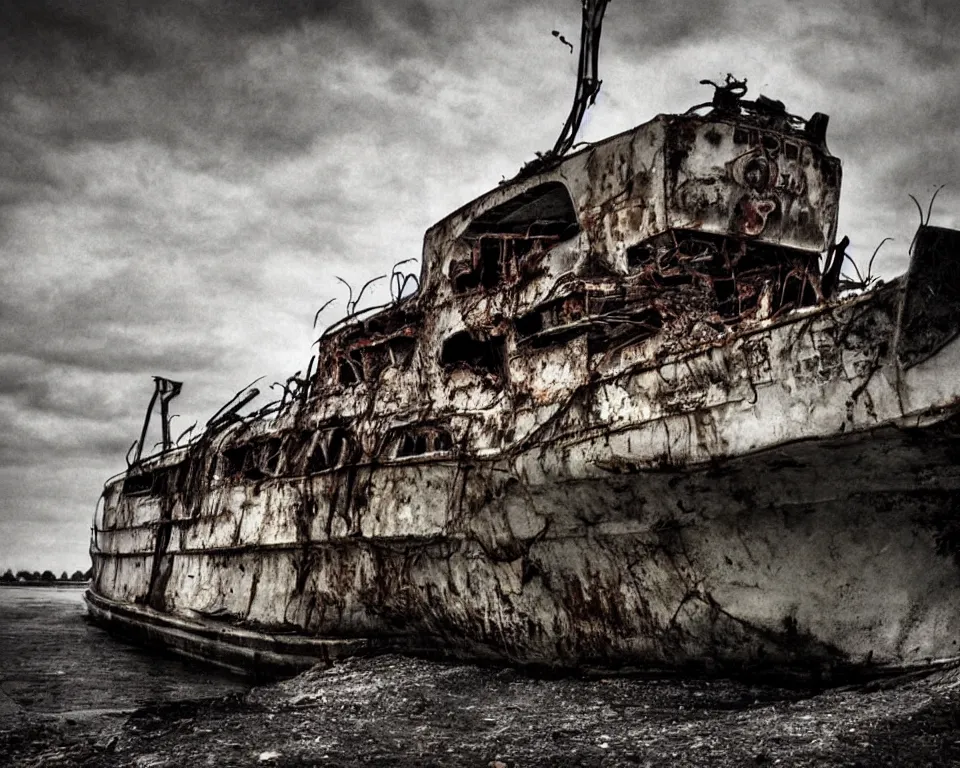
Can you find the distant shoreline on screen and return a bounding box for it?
[0,582,89,588]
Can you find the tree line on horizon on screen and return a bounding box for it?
[1,568,92,583]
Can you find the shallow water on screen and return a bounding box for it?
[0,586,248,715]
[2,589,959,766]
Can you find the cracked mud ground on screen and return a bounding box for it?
[3,655,959,767]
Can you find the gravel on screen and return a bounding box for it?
[2,655,959,767]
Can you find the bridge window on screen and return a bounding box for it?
[122,462,187,497]
[394,426,455,458]
[337,334,418,386]
[440,331,506,380]
[306,427,356,473]
[222,438,282,482]
[452,182,579,294]
[122,471,155,496]
[465,182,579,239]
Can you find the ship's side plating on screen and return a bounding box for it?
[88,103,960,677]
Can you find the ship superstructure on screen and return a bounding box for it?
[86,5,960,678]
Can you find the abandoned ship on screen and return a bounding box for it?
[86,5,960,679]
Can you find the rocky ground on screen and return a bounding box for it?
[2,655,959,767]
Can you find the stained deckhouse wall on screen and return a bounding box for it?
[419,117,669,299]
[418,111,840,300]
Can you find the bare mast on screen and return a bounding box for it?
[521,0,610,176]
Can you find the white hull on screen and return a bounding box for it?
[89,268,960,677]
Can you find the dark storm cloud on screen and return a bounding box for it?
[0,391,138,467]
[0,352,157,433]
[0,0,540,572]
[785,2,960,240]
[0,1,166,76]
[864,93,960,202]
[0,0,463,178]
[608,0,730,51]
[2,0,959,574]
[0,0,367,73]
[1,236,301,440]
[870,0,960,67]
[0,358,46,399]
[0,134,59,188]
[2,338,223,377]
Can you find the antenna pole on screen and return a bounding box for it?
[550,0,610,159]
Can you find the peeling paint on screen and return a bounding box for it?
[86,84,960,679]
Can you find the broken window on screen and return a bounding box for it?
[450,235,560,293]
[514,310,544,340]
[338,350,364,386]
[221,438,283,482]
[465,182,579,239]
[440,331,506,380]
[476,237,508,290]
[452,182,579,294]
[387,336,416,367]
[515,295,589,348]
[393,426,455,458]
[626,244,654,272]
[587,308,663,355]
[397,433,428,457]
[622,233,821,326]
[361,344,391,382]
[122,471,155,496]
[306,428,356,474]
[336,334,417,386]
[515,289,667,353]
[122,462,186,497]
[733,126,759,146]
[222,445,253,479]
[261,438,282,475]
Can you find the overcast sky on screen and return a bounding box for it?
[1,0,959,572]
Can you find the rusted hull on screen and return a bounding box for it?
[87,274,960,676]
[83,588,375,678]
[87,413,960,678]
[452,423,960,673]
[91,144,960,673]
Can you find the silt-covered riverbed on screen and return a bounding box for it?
[4,654,960,767]
[2,587,959,766]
